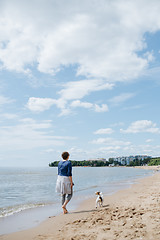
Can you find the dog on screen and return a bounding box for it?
[95,191,103,208]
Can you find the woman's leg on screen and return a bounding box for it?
[62,190,73,213]
[66,191,73,203]
[61,194,68,214]
[61,194,66,206]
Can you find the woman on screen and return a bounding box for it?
[56,151,73,214]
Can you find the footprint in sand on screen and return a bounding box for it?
[103,226,111,231]
[35,235,54,240]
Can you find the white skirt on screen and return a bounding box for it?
[56,175,72,195]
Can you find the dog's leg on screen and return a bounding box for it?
[101,200,103,207]
[95,199,98,208]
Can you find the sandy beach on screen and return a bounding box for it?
[134,165,160,171]
[0,169,159,240]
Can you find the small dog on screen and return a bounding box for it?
[95,191,103,208]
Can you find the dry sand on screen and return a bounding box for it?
[0,169,160,240]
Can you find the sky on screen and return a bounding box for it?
[0,0,160,167]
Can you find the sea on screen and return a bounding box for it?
[0,166,154,235]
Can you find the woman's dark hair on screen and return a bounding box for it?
[62,151,70,160]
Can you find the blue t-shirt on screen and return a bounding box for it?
[58,160,72,177]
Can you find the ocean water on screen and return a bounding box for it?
[0,166,154,234]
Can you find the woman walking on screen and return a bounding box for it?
[56,152,73,214]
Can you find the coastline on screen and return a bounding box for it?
[133,165,160,170]
[0,167,159,240]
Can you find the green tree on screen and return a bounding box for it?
[148,158,160,166]
[108,158,114,164]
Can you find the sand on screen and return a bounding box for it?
[134,165,160,171]
[0,169,160,240]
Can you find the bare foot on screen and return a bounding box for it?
[62,206,68,214]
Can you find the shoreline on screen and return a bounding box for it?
[133,165,160,170]
[0,166,154,235]
[0,168,159,240]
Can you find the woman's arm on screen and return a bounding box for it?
[69,176,73,188]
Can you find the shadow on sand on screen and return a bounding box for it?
[71,204,110,214]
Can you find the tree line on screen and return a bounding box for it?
[148,157,160,166]
[49,160,109,167]
[49,157,160,167]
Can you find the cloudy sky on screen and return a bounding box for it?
[0,0,160,167]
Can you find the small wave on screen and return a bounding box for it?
[0,203,47,218]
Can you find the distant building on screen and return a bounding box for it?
[112,155,151,165]
[88,158,106,162]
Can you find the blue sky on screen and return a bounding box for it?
[0,0,160,167]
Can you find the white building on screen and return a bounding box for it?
[112,155,151,165]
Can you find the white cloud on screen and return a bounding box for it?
[94,104,108,112]
[0,0,160,81]
[58,108,72,116]
[109,93,135,106]
[94,128,114,134]
[70,100,108,113]
[82,141,160,161]
[0,95,14,105]
[121,144,160,157]
[27,96,70,115]
[27,97,71,116]
[99,146,121,151]
[0,113,18,119]
[2,0,160,117]
[120,120,160,133]
[59,80,114,100]
[58,79,111,114]
[122,105,144,111]
[26,97,58,112]
[92,137,131,146]
[19,118,52,129]
[70,100,93,109]
[0,118,73,151]
[146,139,153,143]
[27,89,109,114]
